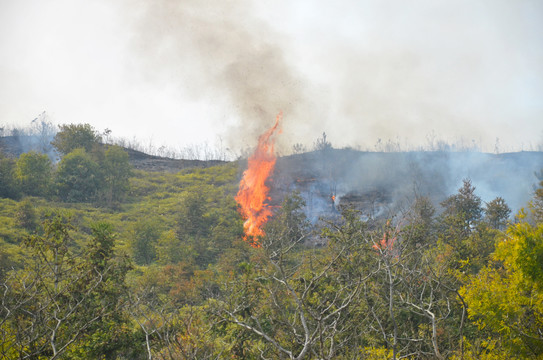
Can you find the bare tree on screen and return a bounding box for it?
[212,202,378,359]
[0,217,130,359]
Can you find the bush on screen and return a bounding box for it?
[56,149,101,202]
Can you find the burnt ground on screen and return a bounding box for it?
[271,149,543,219]
[123,148,226,172]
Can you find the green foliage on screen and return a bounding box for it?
[132,218,162,265]
[0,198,31,245]
[484,197,511,230]
[56,148,101,202]
[532,170,543,224]
[52,123,102,156]
[513,214,543,286]
[173,187,242,267]
[450,338,508,360]
[15,151,52,197]
[211,205,377,359]
[461,217,543,357]
[267,191,309,242]
[100,145,132,206]
[437,179,496,274]
[440,178,483,235]
[4,154,540,358]
[0,154,20,199]
[14,198,38,232]
[1,214,135,359]
[74,221,134,358]
[45,132,133,205]
[154,304,226,359]
[403,195,436,249]
[0,239,24,276]
[360,347,395,359]
[177,192,209,239]
[156,229,195,265]
[1,161,243,358]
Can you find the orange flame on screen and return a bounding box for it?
[373,220,398,252]
[235,112,282,247]
[372,231,397,251]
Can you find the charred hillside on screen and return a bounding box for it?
[124,147,226,172]
[270,149,543,220]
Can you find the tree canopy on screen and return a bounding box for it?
[0,133,542,358]
[52,123,102,156]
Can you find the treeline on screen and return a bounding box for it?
[0,124,131,205]
[1,116,234,161]
[0,132,542,358]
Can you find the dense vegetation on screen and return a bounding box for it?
[1,124,542,359]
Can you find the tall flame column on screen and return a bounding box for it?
[235,112,282,247]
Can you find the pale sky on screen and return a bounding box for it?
[1,0,542,154]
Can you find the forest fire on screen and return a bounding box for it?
[235,112,282,247]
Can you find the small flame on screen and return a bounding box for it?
[373,220,398,252]
[235,112,282,247]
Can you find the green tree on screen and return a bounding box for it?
[264,191,310,245]
[531,170,543,224]
[14,198,38,232]
[438,179,493,273]
[177,192,209,239]
[0,154,20,199]
[67,222,134,359]
[177,192,215,266]
[484,197,511,230]
[156,229,196,266]
[1,214,104,358]
[56,148,101,202]
[402,195,436,250]
[15,151,52,197]
[132,219,162,265]
[440,179,483,235]
[212,204,373,359]
[460,215,543,358]
[0,215,136,359]
[100,145,132,206]
[52,123,101,156]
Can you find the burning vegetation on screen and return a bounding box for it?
[235,112,282,246]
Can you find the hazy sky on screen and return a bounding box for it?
[1,0,542,154]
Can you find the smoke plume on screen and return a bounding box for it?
[126,0,543,152]
[126,0,318,151]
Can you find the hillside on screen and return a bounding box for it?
[1,142,542,358]
[0,135,226,172]
[274,149,543,219]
